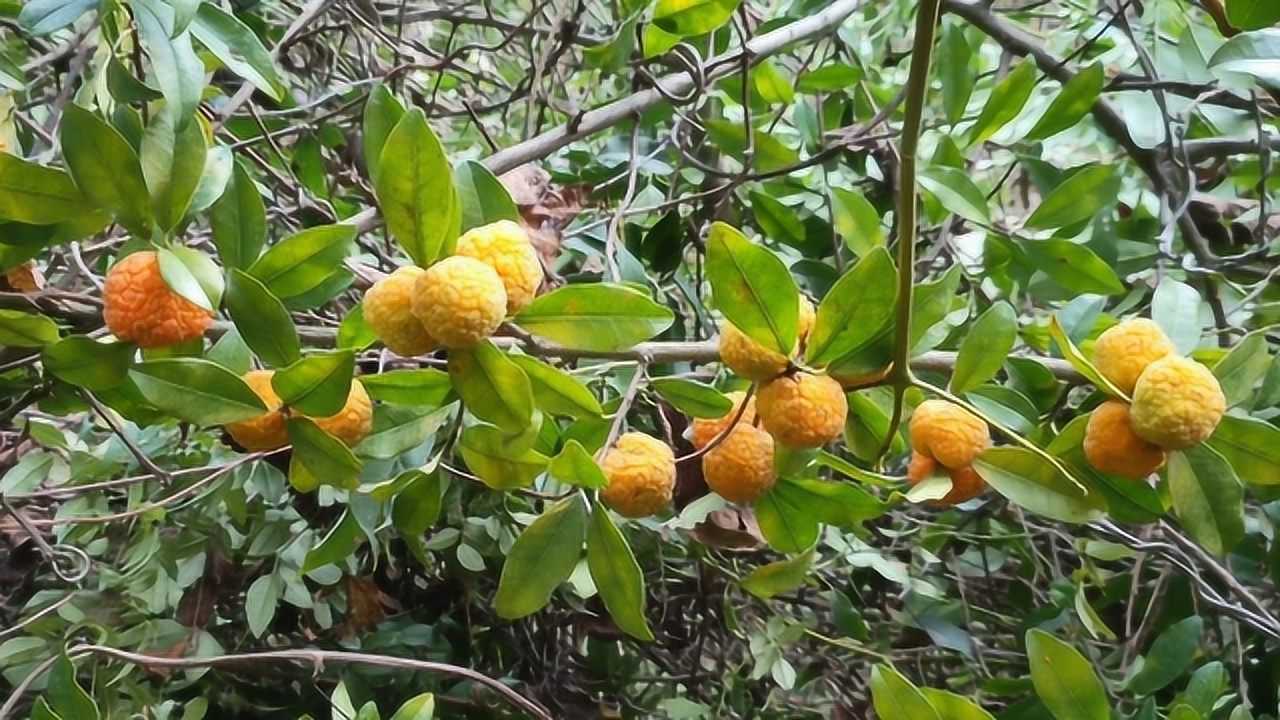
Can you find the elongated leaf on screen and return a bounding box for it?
[390,694,436,720]
[210,161,266,268]
[509,355,602,419]
[189,3,285,101]
[458,424,548,490]
[249,224,355,298]
[870,665,940,720]
[375,109,459,266]
[968,58,1037,146]
[60,105,153,235]
[796,63,862,93]
[706,221,798,354]
[140,110,206,231]
[1227,0,1280,30]
[0,309,59,347]
[223,270,299,368]
[1026,629,1111,720]
[42,336,135,390]
[272,351,354,416]
[1025,165,1120,230]
[157,247,213,311]
[1209,29,1280,87]
[653,0,739,36]
[918,166,990,225]
[455,159,519,231]
[1169,446,1244,557]
[494,496,587,618]
[391,470,446,536]
[1049,316,1129,398]
[360,369,453,407]
[128,358,267,424]
[806,247,897,365]
[975,447,1104,523]
[513,284,674,351]
[1152,280,1202,354]
[362,84,404,182]
[302,511,360,572]
[47,655,99,720]
[449,341,534,433]
[1213,331,1271,406]
[1207,414,1280,485]
[1027,63,1105,140]
[650,378,731,419]
[587,501,653,640]
[0,155,84,225]
[19,0,96,34]
[1129,617,1204,695]
[939,23,975,124]
[920,689,995,720]
[133,0,205,126]
[741,548,815,599]
[549,440,608,489]
[830,187,885,255]
[287,416,362,491]
[950,303,1017,394]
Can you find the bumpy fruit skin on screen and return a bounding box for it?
[1130,356,1226,450]
[1083,400,1166,479]
[719,297,816,381]
[225,372,373,450]
[411,256,507,348]
[1093,318,1174,395]
[363,266,437,356]
[600,432,676,518]
[690,391,757,449]
[906,451,987,505]
[454,220,542,315]
[103,251,212,348]
[225,370,289,451]
[909,399,990,469]
[703,424,776,504]
[756,372,848,448]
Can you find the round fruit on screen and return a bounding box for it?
[102,250,212,348]
[909,399,990,470]
[1092,318,1174,395]
[225,370,289,451]
[1130,356,1226,450]
[363,266,437,356]
[906,451,986,506]
[690,391,757,449]
[756,371,847,448]
[313,378,374,447]
[454,220,543,315]
[1083,400,1166,479]
[703,424,776,504]
[411,256,507,348]
[719,297,816,381]
[600,432,676,518]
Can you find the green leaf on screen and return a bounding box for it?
[140,110,206,231]
[918,166,990,225]
[967,58,1037,146]
[513,284,675,351]
[272,351,355,417]
[31,698,63,720]
[1227,0,1280,31]
[1207,414,1280,485]
[752,60,794,105]
[337,304,377,351]
[302,510,360,573]
[448,340,534,433]
[1025,165,1120,230]
[357,405,451,460]
[795,63,862,93]
[755,482,821,553]
[287,416,362,491]
[704,120,799,172]
[494,496,587,619]
[1026,629,1111,720]
[19,0,96,34]
[741,547,815,599]
[249,224,356,298]
[362,84,405,183]
[1026,63,1105,140]
[587,501,654,640]
[1213,331,1271,406]
[360,369,453,407]
[548,440,608,489]
[1209,30,1280,88]
[0,154,85,225]
[509,355,602,419]
[1048,316,1128,398]
[1129,616,1203,695]
[42,336,135,390]
[0,309,59,347]
[244,573,280,637]
[706,221,798,354]
[1152,279,1202,354]
[750,191,806,251]
[974,447,1104,524]
[806,247,897,366]
[392,470,446,535]
[375,109,459,266]
[939,23,975,124]
[830,187,885,255]
[1169,446,1244,557]
[210,161,266,269]
[650,378,731,419]
[156,246,213,311]
[950,303,1017,394]
[60,104,153,235]
[390,694,436,720]
[869,665,940,720]
[653,0,740,36]
[455,159,520,232]
[0,52,25,91]
[189,3,286,101]
[458,424,548,490]
[47,654,99,720]
[206,327,252,375]
[132,0,205,126]
[225,269,301,368]
[1025,238,1126,296]
[128,358,267,424]
[919,689,995,720]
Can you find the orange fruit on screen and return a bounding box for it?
[103,251,212,348]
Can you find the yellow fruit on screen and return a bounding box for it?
[1130,356,1226,450]
[756,372,847,448]
[411,256,507,348]
[690,391,757,449]
[225,370,289,451]
[906,451,986,505]
[363,266,437,356]
[1083,400,1166,479]
[1092,318,1174,395]
[103,251,212,348]
[225,372,373,451]
[703,424,776,504]
[909,399,990,470]
[454,220,542,315]
[600,432,676,518]
[719,297,816,381]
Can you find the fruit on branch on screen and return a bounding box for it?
[1083,400,1166,480]
[411,256,507,348]
[102,250,212,348]
[907,451,986,505]
[702,423,776,504]
[908,399,991,470]
[363,266,438,356]
[454,220,543,315]
[1092,318,1174,395]
[1130,356,1226,450]
[719,296,816,381]
[599,432,676,518]
[225,371,373,450]
[756,371,847,448]
[690,391,757,449]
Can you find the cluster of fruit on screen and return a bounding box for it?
[1084,319,1226,479]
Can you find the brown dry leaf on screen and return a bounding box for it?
[691,508,765,550]
[2,261,44,292]
[340,576,395,638]
[500,164,589,268]
[499,164,550,206]
[140,638,190,678]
